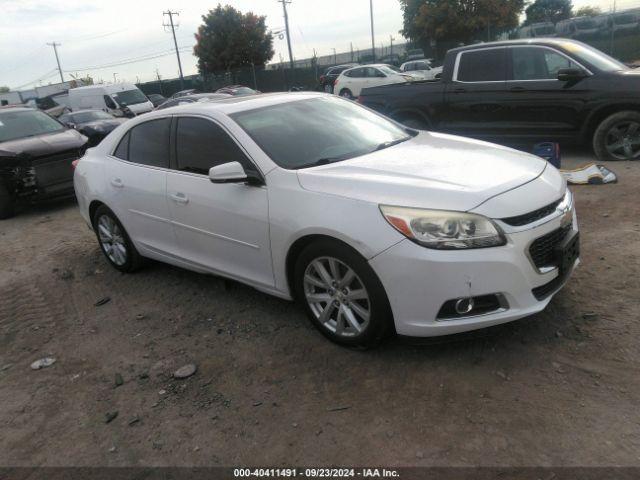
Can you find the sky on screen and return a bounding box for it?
[0,0,633,90]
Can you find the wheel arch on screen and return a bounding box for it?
[582,103,640,142]
[88,199,107,228]
[284,233,368,300]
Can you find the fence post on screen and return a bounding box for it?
[251,63,258,90]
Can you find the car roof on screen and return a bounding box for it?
[145,92,327,117]
[447,38,584,55]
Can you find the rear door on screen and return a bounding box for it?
[106,118,178,256]
[441,47,509,139]
[501,45,592,142]
[166,116,273,288]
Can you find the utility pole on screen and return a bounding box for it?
[163,10,185,89]
[332,48,337,65]
[389,35,395,57]
[350,42,354,62]
[369,0,375,62]
[47,42,64,83]
[156,68,163,95]
[278,0,294,70]
[113,73,118,83]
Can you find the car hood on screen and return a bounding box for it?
[0,129,87,158]
[79,119,126,130]
[296,132,547,212]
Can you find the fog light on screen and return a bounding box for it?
[454,297,474,315]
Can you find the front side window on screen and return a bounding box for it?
[175,117,249,175]
[127,118,170,168]
[104,95,117,109]
[511,47,580,80]
[230,96,411,170]
[0,110,65,142]
[456,49,506,82]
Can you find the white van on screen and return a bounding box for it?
[68,83,154,116]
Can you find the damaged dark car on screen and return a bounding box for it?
[59,109,127,147]
[0,107,88,219]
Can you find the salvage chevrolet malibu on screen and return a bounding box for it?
[74,93,579,347]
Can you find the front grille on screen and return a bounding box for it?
[529,224,572,269]
[501,197,562,226]
[31,149,80,167]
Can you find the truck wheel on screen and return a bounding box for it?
[339,89,353,99]
[593,111,640,161]
[0,183,15,220]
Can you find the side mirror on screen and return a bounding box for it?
[67,123,77,129]
[557,68,586,82]
[209,161,264,186]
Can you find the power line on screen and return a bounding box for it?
[163,10,185,89]
[12,68,59,90]
[46,42,64,83]
[63,46,192,72]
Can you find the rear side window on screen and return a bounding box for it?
[175,117,250,175]
[113,132,130,160]
[456,49,506,82]
[127,118,170,168]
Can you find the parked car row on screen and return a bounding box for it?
[357,38,640,161]
[518,10,640,40]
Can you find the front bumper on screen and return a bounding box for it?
[369,207,579,337]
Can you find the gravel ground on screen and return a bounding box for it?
[0,150,639,467]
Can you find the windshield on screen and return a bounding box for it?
[111,89,148,106]
[0,110,65,143]
[561,41,628,71]
[575,18,596,29]
[534,25,555,34]
[379,65,401,75]
[71,111,114,123]
[231,97,411,169]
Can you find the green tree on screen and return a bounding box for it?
[524,0,573,25]
[0,86,9,93]
[194,4,274,74]
[574,5,601,17]
[400,0,526,49]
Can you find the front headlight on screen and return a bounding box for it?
[380,205,506,250]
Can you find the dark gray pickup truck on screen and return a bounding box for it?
[358,38,640,161]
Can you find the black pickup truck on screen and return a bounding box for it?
[358,39,640,161]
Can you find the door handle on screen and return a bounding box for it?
[509,86,526,92]
[170,193,189,204]
[453,87,467,93]
[110,178,124,188]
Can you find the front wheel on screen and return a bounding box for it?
[92,205,142,272]
[593,111,640,161]
[294,240,394,348]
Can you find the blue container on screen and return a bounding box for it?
[532,142,561,169]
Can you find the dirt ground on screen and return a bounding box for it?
[1,150,639,467]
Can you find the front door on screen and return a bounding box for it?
[166,116,273,288]
[501,45,592,143]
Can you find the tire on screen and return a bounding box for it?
[293,239,394,348]
[92,205,142,273]
[396,114,430,130]
[339,89,353,99]
[593,111,640,161]
[0,182,15,220]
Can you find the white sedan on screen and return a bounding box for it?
[333,64,414,99]
[400,60,443,80]
[74,93,579,348]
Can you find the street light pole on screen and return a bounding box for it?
[369,0,375,62]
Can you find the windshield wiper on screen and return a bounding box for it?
[293,156,348,170]
[373,136,411,152]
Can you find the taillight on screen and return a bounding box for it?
[72,159,80,170]
[356,96,363,103]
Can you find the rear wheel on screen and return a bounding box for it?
[593,111,640,161]
[0,182,15,220]
[294,240,394,348]
[339,88,353,99]
[92,205,142,272]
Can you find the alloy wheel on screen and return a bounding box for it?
[605,121,640,160]
[97,214,128,266]
[303,256,371,338]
